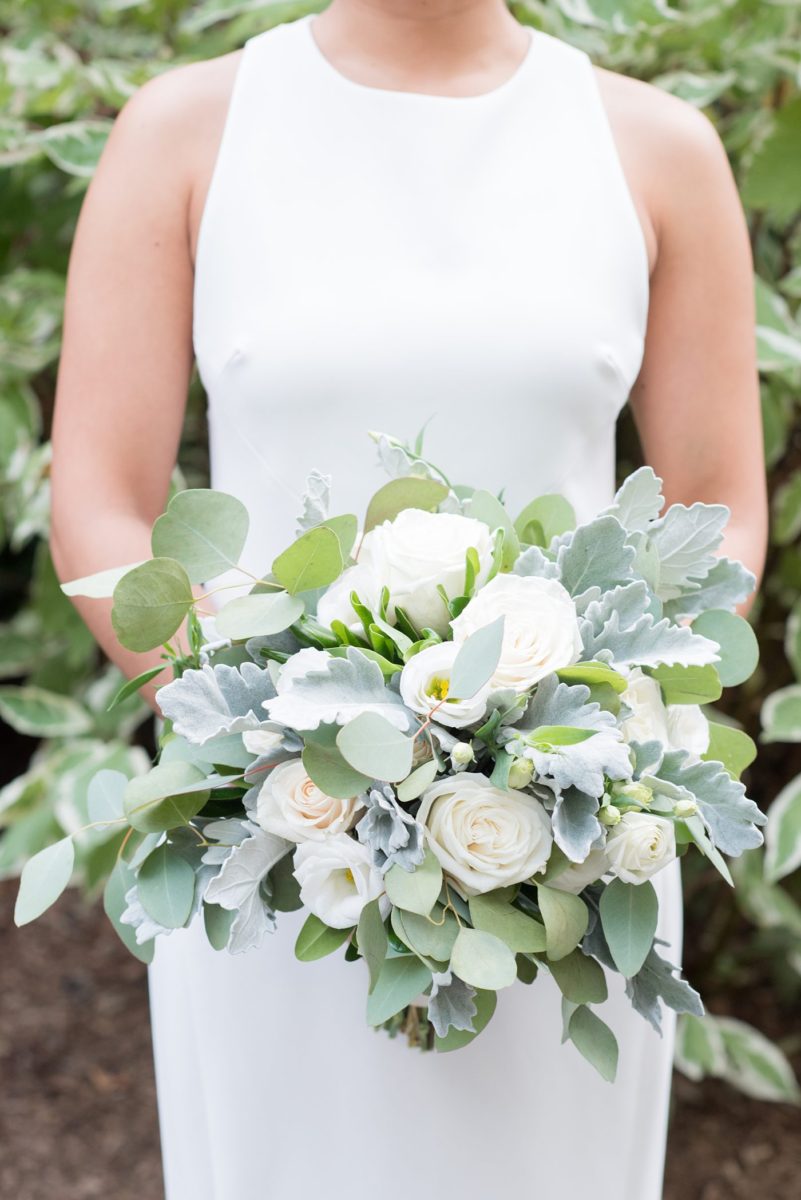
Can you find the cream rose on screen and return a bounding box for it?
[621,668,710,760]
[400,641,491,729]
[605,811,677,884]
[316,560,382,634]
[319,509,494,637]
[293,833,389,928]
[450,573,582,692]
[417,772,553,896]
[256,759,363,843]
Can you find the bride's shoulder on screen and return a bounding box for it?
[592,64,738,253]
[111,48,244,161]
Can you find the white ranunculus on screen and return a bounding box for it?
[293,833,389,928]
[450,573,582,692]
[666,704,710,758]
[255,759,363,843]
[547,847,609,894]
[417,773,553,896]
[351,509,495,636]
[621,667,710,760]
[399,641,490,729]
[605,811,677,884]
[316,560,382,634]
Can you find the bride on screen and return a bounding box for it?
[49,2,767,1198]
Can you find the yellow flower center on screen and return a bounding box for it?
[426,675,450,702]
[344,868,355,884]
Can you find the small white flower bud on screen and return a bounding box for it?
[612,781,654,808]
[451,742,475,768]
[508,757,535,789]
[674,798,698,818]
[599,805,622,827]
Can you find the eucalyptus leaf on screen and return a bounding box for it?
[449,615,505,700]
[366,955,433,1025]
[385,847,442,916]
[537,885,589,961]
[137,842,196,930]
[14,836,74,926]
[336,711,414,782]
[151,489,249,583]
[364,477,449,532]
[295,912,352,961]
[450,926,517,990]
[599,878,658,978]
[123,762,210,833]
[112,558,194,653]
[214,591,305,640]
[272,526,343,595]
[568,1006,619,1082]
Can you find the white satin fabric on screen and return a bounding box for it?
[148,15,681,1199]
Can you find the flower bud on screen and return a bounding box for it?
[674,798,697,819]
[599,805,622,827]
[450,742,475,769]
[611,781,654,808]
[508,757,535,789]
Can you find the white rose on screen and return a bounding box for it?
[666,704,710,759]
[316,560,382,634]
[547,847,609,894]
[256,759,363,843]
[400,641,490,729]
[450,573,582,692]
[356,509,495,636]
[293,833,389,928]
[417,773,553,896]
[605,811,676,884]
[621,668,710,761]
[619,669,670,746]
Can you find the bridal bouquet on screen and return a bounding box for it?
[16,431,766,1079]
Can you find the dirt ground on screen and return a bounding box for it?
[0,880,799,1200]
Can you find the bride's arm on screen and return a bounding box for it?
[50,68,203,713]
[620,82,768,615]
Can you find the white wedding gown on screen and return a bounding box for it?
[147,16,683,1199]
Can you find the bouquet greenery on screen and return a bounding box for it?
[15,431,766,1078]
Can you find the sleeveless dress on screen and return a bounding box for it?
[147,16,683,1200]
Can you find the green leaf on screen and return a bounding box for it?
[363,477,449,532]
[391,905,460,961]
[537,886,589,961]
[742,97,801,223]
[103,859,154,964]
[123,762,210,833]
[691,610,759,688]
[527,725,597,748]
[765,773,801,884]
[773,471,801,545]
[112,558,194,652]
[599,878,658,978]
[302,726,373,799]
[556,661,628,693]
[449,615,505,699]
[106,665,166,711]
[450,926,517,990]
[568,1006,619,1082]
[548,949,608,1004]
[514,495,575,545]
[648,663,722,706]
[366,955,433,1025]
[14,836,74,926]
[385,847,443,916]
[151,489,249,583]
[203,902,235,950]
[466,489,519,570]
[295,913,352,961]
[272,526,343,595]
[435,988,497,1052]
[468,893,547,953]
[762,685,801,744]
[336,712,414,782]
[87,769,127,829]
[214,591,305,640]
[319,514,359,559]
[137,842,196,929]
[703,722,757,778]
[396,758,439,803]
[357,897,388,993]
[0,685,92,737]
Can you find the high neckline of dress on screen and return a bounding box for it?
[302,15,539,105]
